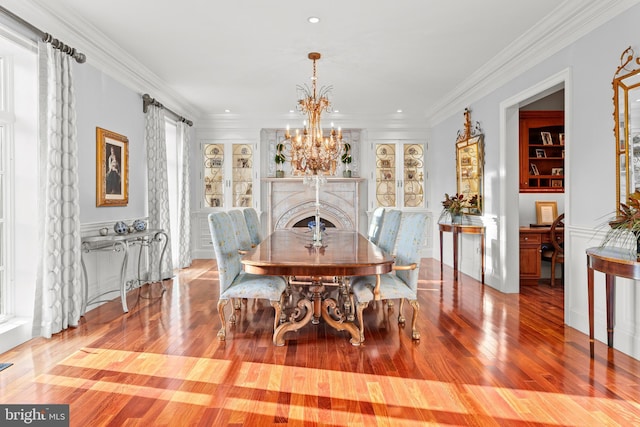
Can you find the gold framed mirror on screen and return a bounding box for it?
[456,108,484,214]
[614,46,640,212]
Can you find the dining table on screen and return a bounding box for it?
[241,228,394,346]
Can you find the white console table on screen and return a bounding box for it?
[81,229,168,313]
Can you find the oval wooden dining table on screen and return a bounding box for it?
[241,229,394,346]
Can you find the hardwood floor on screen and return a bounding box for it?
[2,258,640,426]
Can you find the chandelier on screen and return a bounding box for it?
[284,52,343,176]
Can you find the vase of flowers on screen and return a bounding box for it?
[602,190,640,256]
[274,143,286,178]
[341,142,352,177]
[440,193,478,224]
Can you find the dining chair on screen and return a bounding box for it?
[541,213,564,287]
[367,207,386,245]
[376,209,401,255]
[208,212,287,341]
[351,212,428,342]
[228,209,255,254]
[243,207,263,246]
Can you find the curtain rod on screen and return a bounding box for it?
[0,5,86,63]
[142,94,194,127]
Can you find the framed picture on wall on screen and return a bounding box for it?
[535,200,558,225]
[96,127,129,207]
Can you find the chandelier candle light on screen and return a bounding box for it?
[282,52,344,246]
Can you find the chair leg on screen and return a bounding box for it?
[217,299,229,341]
[409,299,420,340]
[356,301,369,343]
[398,299,406,324]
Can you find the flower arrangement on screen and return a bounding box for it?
[601,190,640,252]
[441,193,478,215]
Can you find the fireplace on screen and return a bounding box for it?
[264,178,364,232]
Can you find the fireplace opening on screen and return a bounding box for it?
[292,216,337,229]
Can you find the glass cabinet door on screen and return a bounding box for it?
[204,143,224,208]
[403,143,424,207]
[232,144,253,208]
[374,142,424,208]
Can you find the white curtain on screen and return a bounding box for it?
[178,122,192,268]
[33,42,83,338]
[145,105,174,279]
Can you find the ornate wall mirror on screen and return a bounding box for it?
[456,108,484,214]
[614,46,640,212]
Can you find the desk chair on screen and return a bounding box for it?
[243,207,263,246]
[367,207,386,245]
[229,209,255,254]
[351,212,428,342]
[541,213,564,287]
[208,212,286,341]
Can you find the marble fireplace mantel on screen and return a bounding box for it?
[264,177,365,233]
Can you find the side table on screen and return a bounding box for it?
[81,229,169,313]
[439,223,485,283]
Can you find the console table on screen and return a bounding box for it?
[81,229,168,313]
[586,246,639,358]
[439,223,485,283]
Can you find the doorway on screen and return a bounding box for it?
[499,69,571,300]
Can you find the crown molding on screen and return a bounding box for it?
[426,0,640,126]
[1,0,202,121]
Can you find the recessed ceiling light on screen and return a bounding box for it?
[289,109,294,113]
[224,109,231,113]
[334,109,339,113]
[308,16,320,24]
[396,109,403,113]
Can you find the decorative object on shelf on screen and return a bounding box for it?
[341,142,352,177]
[440,192,478,224]
[601,190,640,257]
[455,108,484,214]
[274,142,286,178]
[96,127,129,207]
[114,221,128,235]
[133,219,147,231]
[99,227,109,236]
[280,52,344,176]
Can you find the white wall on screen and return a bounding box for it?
[429,3,640,358]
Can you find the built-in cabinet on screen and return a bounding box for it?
[202,142,255,208]
[372,142,425,209]
[519,111,565,193]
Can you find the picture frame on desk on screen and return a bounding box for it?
[96,127,128,207]
[535,200,558,225]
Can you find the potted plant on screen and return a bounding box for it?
[440,193,478,224]
[341,142,352,177]
[274,143,286,178]
[602,190,640,256]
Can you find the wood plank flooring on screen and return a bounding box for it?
[2,258,640,426]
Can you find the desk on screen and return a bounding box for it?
[520,226,563,285]
[242,229,394,346]
[586,246,639,358]
[81,229,168,313]
[439,223,485,283]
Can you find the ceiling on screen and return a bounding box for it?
[0,1,632,129]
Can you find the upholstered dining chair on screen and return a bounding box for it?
[351,212,428,342]
[541,213,564,287]
[208,212,287,341]
[367,207,386,245]
[228,209,255,254]
[243,207,262,246]
[376,209,402,255]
